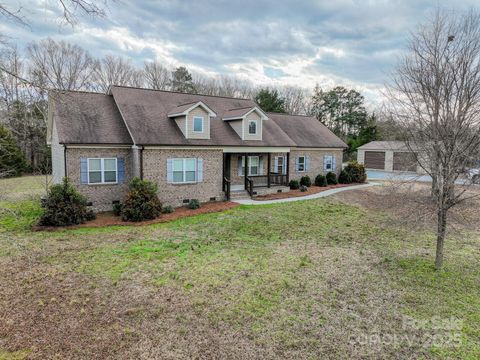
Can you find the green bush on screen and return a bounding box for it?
[39,177,95,226]
[188,199,200,209]
[344,161,367,183]
[162,205,174,214]
[315,174,327,187]
[300,185,308,192]
[112,202,122,216]
[300,176,312,187]
[326,172,337,185]
[121,177,162,222]
[289,179,300,189]
[338,170,351,184]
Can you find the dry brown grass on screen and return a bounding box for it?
[0,177,478,359]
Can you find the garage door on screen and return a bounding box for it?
[393,152,417,172]
[364,151,385,169]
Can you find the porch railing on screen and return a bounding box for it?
[247,173,288,188]
[246,177,254,197]
[223,177,231,200]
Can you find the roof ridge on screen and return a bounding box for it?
[110,85,254,101]
[227,106,254,111]
[50,89,106,95]
[266,112,314,118]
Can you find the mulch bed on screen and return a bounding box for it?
[33,201,239,231]
[254,183,363,201]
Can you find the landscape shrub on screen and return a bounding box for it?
[188,199,200,209]
[344,161,367,183]
[289,179,300,189]
[112,202,122,216]
[300,175,312,187]
[300,185,308,192]
[39,177,95,226]
[338,170,351,184]
[121,177,162,222]
[326,172,337,185]
[162,205,174,214]
[314,174,327,187]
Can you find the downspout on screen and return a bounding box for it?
[140,146,144,180]
[63,145,67,178]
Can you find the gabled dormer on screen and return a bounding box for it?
[168,101,216,140]
[222,106,268,141]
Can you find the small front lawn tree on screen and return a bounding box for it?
[388,9,480,269]
[39,177,95,226]
[121,177,162,221]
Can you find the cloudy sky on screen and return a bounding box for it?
[1,0,478,105]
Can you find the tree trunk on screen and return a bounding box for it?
[435,208,447,269]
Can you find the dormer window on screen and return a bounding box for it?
[193,116,204,132]
[248,120,257,135]
[167,101,216,140]
[222,106,268,140]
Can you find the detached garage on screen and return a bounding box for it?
[357,141,421,173]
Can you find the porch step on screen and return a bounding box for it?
[229,190,250,200]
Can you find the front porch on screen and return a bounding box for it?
[222,151,291,199]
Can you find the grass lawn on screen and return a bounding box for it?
[0,176,479,359]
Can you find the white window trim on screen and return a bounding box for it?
[277,156,286,175]
[325,155,334,171]
[192,116,204,133]
[298,156,306,172]
[87,158,118,185]
[248,119,258,135]
[240,155,260,176]
[172,158,198,184]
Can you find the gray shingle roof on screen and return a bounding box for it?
[357,141,409,151]
[51,86,348,149]
[51,91,133,144]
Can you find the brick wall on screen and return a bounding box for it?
[66,147,133,212]
[142,148,224,207]
[289,149,343,181]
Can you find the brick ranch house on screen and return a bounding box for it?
[47,86,347,211]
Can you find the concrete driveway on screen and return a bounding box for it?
[366,170,433,182]
[366,170,473,185]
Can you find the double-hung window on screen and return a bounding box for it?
[240,156,260,176]
[193,116,204,132]
[279,156,285,174]
[297,156,306,172]
[324,155,334,171]
[172,158,197,183]
[88,158,117,184]
[248,120,257,135]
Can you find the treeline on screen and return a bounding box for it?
[0,37,399,176]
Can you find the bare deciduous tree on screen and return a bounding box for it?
[388,8,480,269]
[93,55,142,92]
[278,85,310,115]
[0,1,110,27]
[27,38,95,91]
[143,60,170,90]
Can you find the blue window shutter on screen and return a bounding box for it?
[274,157,278,173]
[197,158,203,182]
[323,155,328,171]
[306,156,311,171]
[80,157,88,184]
[167,159,173,182]
[332,155,337,172]
[117,157,125,183]
[295,157,299,172]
